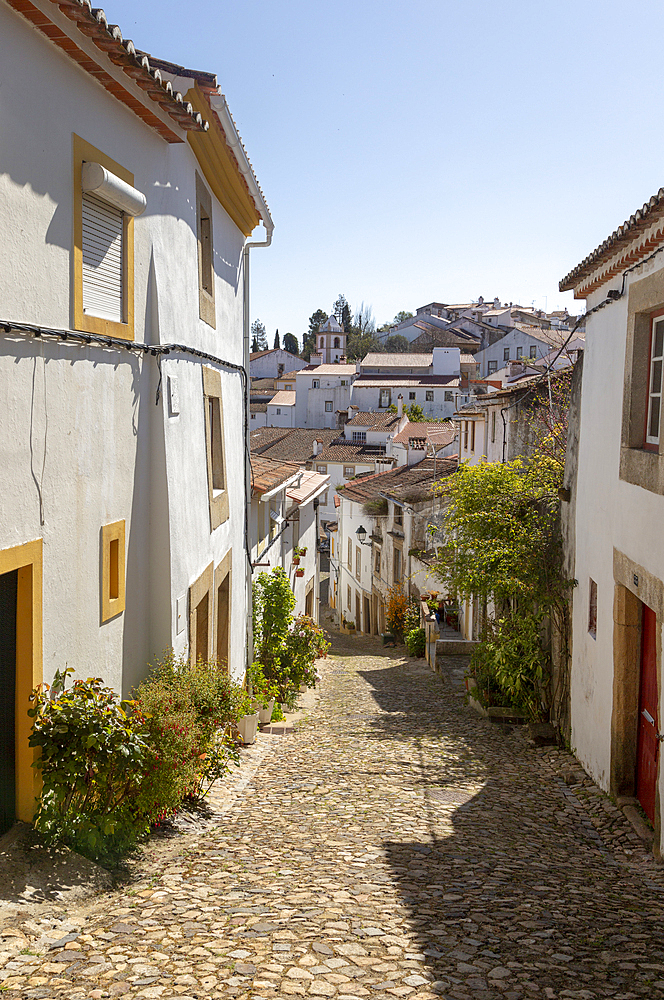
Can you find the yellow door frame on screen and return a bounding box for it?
[0,539,42,822]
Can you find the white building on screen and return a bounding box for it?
[335,458,458,633]
[0,0,272,829]
[293,364,358,428]
[473,327,585,377]
[352,348,465,419]
[559,185,664,852]
[249,348,307,380]
[250,456,328,620]
[266,390,296,427]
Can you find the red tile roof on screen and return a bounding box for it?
[339,456,458,505]
[251,456,300,496]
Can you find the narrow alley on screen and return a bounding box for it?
[3,631,664,1000]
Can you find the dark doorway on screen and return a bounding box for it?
[636,603,659,824]
[0,570,17,835]
[195,592,209,662]
[363,596,371,636]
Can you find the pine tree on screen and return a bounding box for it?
[283,333,299,355]
[251,319,268,352]
[273,329,280,350]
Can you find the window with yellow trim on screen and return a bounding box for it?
[101,520,125,622]
[73,135,145,341]
[196,173,216,328]
[203,367,229,530]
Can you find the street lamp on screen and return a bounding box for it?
[356,525,371,546]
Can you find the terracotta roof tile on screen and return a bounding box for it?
[345,411,401,429]
[339,457,458,505]
[250,427,338,463]
[251,455,300,496]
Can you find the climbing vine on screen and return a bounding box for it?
[435,453,574,720]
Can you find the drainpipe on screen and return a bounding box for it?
[211,93,275,675]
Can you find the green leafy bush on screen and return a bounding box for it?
[405,627,426,658]
[132,652,242,816]
[28,669,150,861]
[469,615,546,720]
[29,654,243,863]
[253,569,329,707]
[246,662,279,709]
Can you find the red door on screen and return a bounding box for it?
[636,604,659,824]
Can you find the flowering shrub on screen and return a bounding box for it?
[28,669,150,861]
[246,662,279,709]
[386,586,419,640]
[29,654,242,863]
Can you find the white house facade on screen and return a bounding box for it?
[0,0,272,829]
[560,187,664,854]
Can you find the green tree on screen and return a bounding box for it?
[332,294,349,325]
[283,332,299,355]
[384,334,411,353]
[273,329,280,349]
[251,319,268,352]
[394,310,414,325]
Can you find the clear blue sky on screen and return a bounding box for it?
[106,0,664,346]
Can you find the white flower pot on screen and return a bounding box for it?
[237,713,259,744]
[258,699,275,724]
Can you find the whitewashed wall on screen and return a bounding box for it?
[0,1,249,693]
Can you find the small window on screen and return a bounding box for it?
[352,431,366,442]
[516,346,523,359]
[320,337,324,348]
[325,400,333,412]
[341,379,348,386]
[444,391,453,401]
[312,379,320,389]
[374,548,381,575]
[343,465,355,478]
[491,410,496,443]
[251,413,256,420]
[646,317,664,446]
[463,421,469,449]
[196,174,216,328]
[394,504,403,527]
[355,546,361,581]
[101,520,125,623]
[487,360,497,374]
[426,390,434,402]
[503,347,510,361]
[317,464,327,473]
[276,407,281,415]
[393,546,401,583]
[379,388,391,408]
[529,346,537,359]
[348,537,353,567]
[203,367,228,530]
[334,337,340,348]
[409,391,416,400]
[588,579,597,638]
[321,491,328,504]
[470,420,476,452]
[347,584,352,610]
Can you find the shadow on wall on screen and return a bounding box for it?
[121,253,171,695]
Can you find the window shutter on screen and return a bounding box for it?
[82,193,123,322]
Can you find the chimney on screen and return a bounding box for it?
[397,394,403,417]
[509,362,525,378]
[310,352,323,367]
[313,439,321,456]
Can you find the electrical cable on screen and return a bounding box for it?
[0,319,253,571]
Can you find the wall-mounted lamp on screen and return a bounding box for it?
[356,525,372,546]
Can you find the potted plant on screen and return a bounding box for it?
[247,662,278,724]
[295,568,304,577]
[236,690,259,745]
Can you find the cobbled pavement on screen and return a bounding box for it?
[2,630,664,1000]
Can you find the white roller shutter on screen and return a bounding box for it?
[82,193,124,322]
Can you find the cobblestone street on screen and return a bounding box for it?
[3,631,664,1000]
